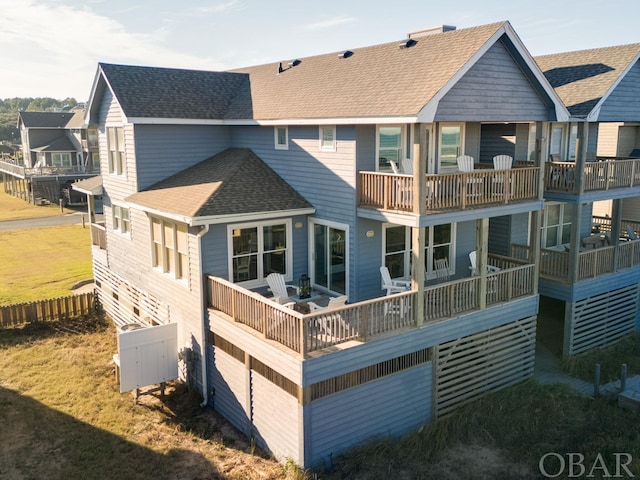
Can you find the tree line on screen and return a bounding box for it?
[0,97,79,143]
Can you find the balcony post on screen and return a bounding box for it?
[611,199,623,271]
[476,217,489,310]
[575,121,588,195]
[411,124,427,326]
[568,202,584,283]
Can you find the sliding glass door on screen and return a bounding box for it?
[311,220,347,295]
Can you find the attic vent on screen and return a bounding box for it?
[407,25,456,39]
[398,38,418,49]
[288,59,302,67]
[338,50,353,59]
[277,59,301,75]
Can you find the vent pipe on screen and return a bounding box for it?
[407,25,456,39]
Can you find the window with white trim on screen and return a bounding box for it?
[274,126,288,150]
[549,124,564,160]
[151,217,188,280]
[568,125,578,161]
[439,123,464,170]
[107,126,125,175]
[52,152,72,167]
[112,205,130,234]
[319,126,336,152]
[383,224,455,280]
[228,220,291,285]
[377,125,403,171]
[527,124,537,161]
[542,202,574,248]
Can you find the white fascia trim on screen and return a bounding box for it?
[127,202,194,225]
[125,116,418,126]
[417,23,570,123]
[586,51,640,123]
[72,185,103,196]
[191,208,316,226]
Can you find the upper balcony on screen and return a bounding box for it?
[544,157,640,197]
[207,254,535,359]
[358,166,540,216]
[0,160,99,179]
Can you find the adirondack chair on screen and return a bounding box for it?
[468,250,500,276]
[308,296,351,338]
[308,295,349,312]
[492,155,513,195]
[456,155,475,172]
[266,273,299,306]
[380,266,411,295]
[401,157,414,175]
[434,258,450,282]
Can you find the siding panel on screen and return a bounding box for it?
[598,61,640,122]
[211,347,251,435]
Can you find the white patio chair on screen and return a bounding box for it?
[380,266,411,295]
[456,155,475,172]
[468,250,500,276]
[401,157,414,175]
[308,295,348,312]
[389,160,400,174]
[266,272,299,306]
[434,258,450,283]
[492,155,513,170]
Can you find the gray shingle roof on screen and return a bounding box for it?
[19,110,83,128]
[31,136,77,152]
[72,175,102,195]
[535,44,640,117]
[99,63,250,119]
[125,148,314,220]
[98,22,510,121]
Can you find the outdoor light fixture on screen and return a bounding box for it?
[298,274,311,299]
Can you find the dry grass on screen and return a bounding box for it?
[0,225,93,305]
[0,317,299,480]
[0,181,74,221]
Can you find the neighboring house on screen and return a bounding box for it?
[0,109,100,205]
[530,44,640,356]
[78,21,570,467]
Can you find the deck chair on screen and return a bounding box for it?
[492,155,513,170]
[308,295,348,312]
[468,250,500,276]
[456,155,475,172]
[626,225,638,241]
[380,266,411,295]
[401,157,414,175]
[389,160,400,174]
[434,258,450,282]
[266,273,299,306]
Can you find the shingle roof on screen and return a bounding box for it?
[18,111,82,128]
[99,63,250,119]
[535,44,640,117]
[125,148,314,221]
[230,22,505,120]
[98,22,510,121]
[72,175,102,195]
[31,136,77,152]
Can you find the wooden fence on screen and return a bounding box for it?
[0,292,96,328]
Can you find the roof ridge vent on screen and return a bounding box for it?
[399,38,418,49]
[407,25,456,39]
[338,50,354,59]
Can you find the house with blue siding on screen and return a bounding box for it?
[79,21,570,467]
[530,44,640,356]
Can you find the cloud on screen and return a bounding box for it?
[299,15,355,31]
[197,0,243,14]
[0,0,227,99]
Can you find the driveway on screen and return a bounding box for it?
[0,212,104,231]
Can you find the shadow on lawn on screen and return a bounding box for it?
[0,385,222,480]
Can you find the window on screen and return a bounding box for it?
[439,123,463,170]
[90,152,100,171]
[274,126,288,150]
[568,125,578,161]
[542,202,574,248]
[151,217,188,280]
[383,224,455,280]
[107,126,125,175]
[549,125,564,160]
[52,152,72,167]
[377,126,403,171]
[112,205,130,234]
[228,220,291,285]
[319,126,336,152]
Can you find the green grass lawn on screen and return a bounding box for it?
[0,225,92,305]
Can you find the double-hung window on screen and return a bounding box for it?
[274,126,288,150]
[319,126,336,152]
[377,126,403,171]
[383,224,455,280]
[542,202,574,248]
[112,205,130,234]
[229,220,290,285]
[439,123,463,170]
[107,126,125,175]
[151,217,188,280]
[52,152,72,168]
[527,124,537,161]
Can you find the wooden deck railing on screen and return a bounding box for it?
[544,158,640,193]
[592,216,640,239]
[359,167,539,213]
[208,267,534,357]
[91,223,106,249]
[512,240,640,281]
[0,160,99,178]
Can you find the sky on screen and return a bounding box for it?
[1,0,639,101]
